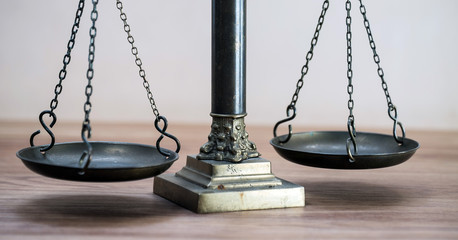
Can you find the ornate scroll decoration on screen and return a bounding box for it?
[197,115,260,162]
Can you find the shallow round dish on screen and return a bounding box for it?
[271,131,419,169]
[16,141,179,182]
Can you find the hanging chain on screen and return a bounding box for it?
[50,0,85,113]
[115,0,180,156]
[82,0,98,133]
[79,0,99,174]
[358,0,405,143]
[289,0,329,109]
[116,0,160,119]
[273,0,330,143]
[345,0,357,162]
[346,0,354,122]
[29,0,85,151]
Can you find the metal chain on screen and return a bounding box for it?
[49,0,85,113]
[346,0,354,123]
[82,0,98,134]
[358,0,405,143]
[288,0,330,109]
[115,0,181,156]
[79,0,99,174]
[29,0,85,151]
[345,0,357,162]
[274,0,330,143]
[116,0,160,119]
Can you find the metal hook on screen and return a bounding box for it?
[273,105,296,144]
[388,105,405,144]
[346,117,357,162]
[393,121,405,145]
[154,115,181,157]
[78,124,92,175]
[30,110,57,152]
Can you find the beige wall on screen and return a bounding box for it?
[1,0,457,131]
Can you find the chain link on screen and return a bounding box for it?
[346,0,354,121]
[288,0,329,109]
[49,0,85,113]
[358,0,393,110]
[82,0,99,135]
[116,0,160,119]
[273,0,329,142]
[29,0,85,151]
[114,0,181,156]
[358,0,404,143]
[345,0,357,161]
[77,0,99,174]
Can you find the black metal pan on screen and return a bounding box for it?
[17,141,178,182]
[271,131,419,169]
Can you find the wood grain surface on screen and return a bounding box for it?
[0,121,457,240]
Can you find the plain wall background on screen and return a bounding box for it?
[1,0,457,131]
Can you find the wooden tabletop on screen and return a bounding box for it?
[1,121,457,239]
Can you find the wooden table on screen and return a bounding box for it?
[1,121,457,239]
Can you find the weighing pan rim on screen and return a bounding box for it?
[270,131,419,169]
[270,131,420,157]
[16,141,179,182]
[17,141,179,168]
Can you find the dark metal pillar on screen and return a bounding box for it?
[197,0,259,162]
[211,0,246,115]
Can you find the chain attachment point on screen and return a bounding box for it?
[78,124,92,175]
[154,116,181,157]
[388,105,405,144]
[273,105,297,144]
[30,110,57,152]
[346,117,357,162]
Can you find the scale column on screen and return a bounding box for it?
[154,0,304,213]
[198,0,259,162]
[211,0,246,116]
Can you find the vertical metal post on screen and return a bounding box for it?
[198,0,259,162]
[211,0,246,115]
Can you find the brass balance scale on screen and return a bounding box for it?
[16,0,419,213]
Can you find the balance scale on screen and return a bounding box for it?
[16,0,419,213]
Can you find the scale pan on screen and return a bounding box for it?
[17,141,178,182]
[271,131,419,169]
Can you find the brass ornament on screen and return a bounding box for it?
[197,115,260,162]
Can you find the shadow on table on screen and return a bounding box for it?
[300,181,417,210]
[15,194,183,226]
